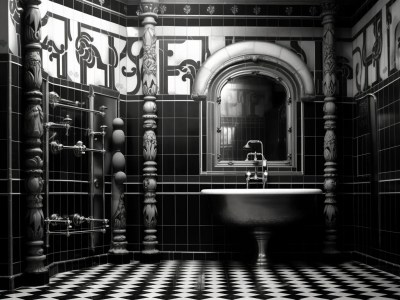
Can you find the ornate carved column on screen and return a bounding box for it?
[321,0,339,256]
[140,0,159,262]
[23,0,49,285]
[109,118,130,264]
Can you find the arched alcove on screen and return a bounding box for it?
[192,41,316,174]
[192,41,315,101]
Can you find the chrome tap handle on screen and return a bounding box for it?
[50,141,63,154]
[73,141,86,157]
[49,91,60,106]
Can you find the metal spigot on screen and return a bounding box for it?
[99,105,107,117]
[44,114,73,136]
[63,114,72,136]
[262,170,268,189]
[246,171,251,189]
[244,140,268,189]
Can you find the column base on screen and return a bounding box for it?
[23,270,49,287]
[108,252,131,264]
[253,227,271,266]
[322,251,345,264]
[139,250,160,264]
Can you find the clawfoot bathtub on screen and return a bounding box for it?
[201,188,323,265]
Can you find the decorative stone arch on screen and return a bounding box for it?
[191,41,315,101]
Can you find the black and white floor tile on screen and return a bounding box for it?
[1,260,399,299]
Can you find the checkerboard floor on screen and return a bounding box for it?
[1,260,399,299]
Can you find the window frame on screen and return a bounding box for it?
[199,61,304,175]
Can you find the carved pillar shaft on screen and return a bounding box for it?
[23,0,49,284]
[141,0,159,259]
[321,0,339,255]
[109,118,130,263]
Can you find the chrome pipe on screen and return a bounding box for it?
[71,213,109,226]
[47,228,108,237]
[49,91,106,116]
[45,214,72,247]
[355,92,377,102]
[88,87,95,252]
[48,91,84,106]
[101,125,106,230]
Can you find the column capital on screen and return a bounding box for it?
[140,0,159,20]
[321,0,336,19]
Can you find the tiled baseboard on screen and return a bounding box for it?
[0,273,23,292]
[351,251,400,276]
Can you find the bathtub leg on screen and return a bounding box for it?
[253,228,270,266]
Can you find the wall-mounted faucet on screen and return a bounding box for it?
[243,140,268,189]
[44,114,72,136]
[50,140,105,157]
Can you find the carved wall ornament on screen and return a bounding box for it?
[140,2,159,16]
[309,6,317,16]
[24,104,44,137]
[231,5,238,15]
[113,194,127,229]
[159,4,167,14]
[324,203,338,224]
[321,0,336,17]
[143,204,158,228]
[142,27,158,96]
[143,131,157,161]
[285,6,293,16]
[183,5,191,15]
[24,6,42,43]
[24,52,43,90]
[207,5,215,15]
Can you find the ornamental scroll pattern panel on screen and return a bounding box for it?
[160,37,210,95]
[386,0,400,75]
[7,0,22,55]
[9,1,326,96]
[41,13,72,79]
[352,7,393,96]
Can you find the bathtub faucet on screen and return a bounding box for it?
[243,140,268,189]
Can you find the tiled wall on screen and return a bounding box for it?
[0,54,24,289]
[0,0,24,290]
[348,0,400,274]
